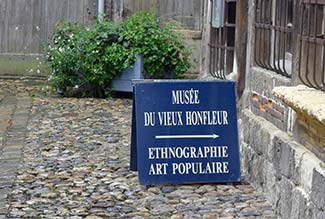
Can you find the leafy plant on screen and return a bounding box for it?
[120,12,191,79]
[45,22,84,93]
[46,12,191,97]
[46,20,133,97]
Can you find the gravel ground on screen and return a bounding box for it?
[0,80,279,219]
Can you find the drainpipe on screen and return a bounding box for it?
[98,0,105,21]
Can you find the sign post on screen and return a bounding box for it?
[131,80,240,185]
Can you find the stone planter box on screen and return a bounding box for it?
[112,55,143,92]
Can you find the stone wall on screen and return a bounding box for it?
[239,0,325,218]
[240,109,325,219]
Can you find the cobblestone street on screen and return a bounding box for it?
[0,80,279,219]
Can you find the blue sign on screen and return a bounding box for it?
[131,80,240,185]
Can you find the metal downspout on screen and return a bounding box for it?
[98,0,105,21]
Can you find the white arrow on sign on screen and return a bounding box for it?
[155,134,219,139]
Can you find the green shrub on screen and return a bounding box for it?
[46,12,191,97]
[46,20,134,97]
[120,12,191,79]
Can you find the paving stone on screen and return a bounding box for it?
[1,151,22,158]
[0,201,6,208]
[1,96,16,105]
[0,192,8,200]
[0,208,8,215]
[0,154,22,161]
[2,146,23,153]
[0,120,10,132]
[0,165,18,175]
[0,79,279,218]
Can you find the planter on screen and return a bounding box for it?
[112,55,143,92]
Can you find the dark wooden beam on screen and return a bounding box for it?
[105,0,113,20]
[235,0,248,99]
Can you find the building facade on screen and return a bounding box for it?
[201,0,325,218]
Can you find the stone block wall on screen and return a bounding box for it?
[250,92,288,132]
[240,68,325,219]
[240,109,325,219]
[246,67,292,132]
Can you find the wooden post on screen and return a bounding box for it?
[105,0,113,20]
[235,0,248,99]
[199,0,212,78]
[111,0,124,22]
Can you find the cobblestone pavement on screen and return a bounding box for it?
[0,79,279,219]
